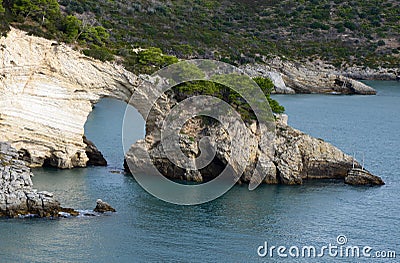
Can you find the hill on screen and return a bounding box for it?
[1,0,399,70]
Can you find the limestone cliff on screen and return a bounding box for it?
[0,28,139,168]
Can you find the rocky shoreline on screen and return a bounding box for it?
[0,142,116,218]
[339,66,399,81]
[239,58,391,95]
[0,142,61,218]
[242,57,399,95]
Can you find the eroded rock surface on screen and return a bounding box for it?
[0,28,384,188]
[345,168,385,186]
[240,58,377,95]
[126,115,384,186]
[273,116,356,184]
[83,136,107,166]
[0,142,61,217]
[0,28,138,169]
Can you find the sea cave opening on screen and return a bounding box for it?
[31,97,146,209]
[84,97,145,170]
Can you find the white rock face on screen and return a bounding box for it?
[0,28,139,168]
[241,58,377,95]
[240,64,295,94]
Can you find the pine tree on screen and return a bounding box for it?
[10,0,60,24]
[0,0,5,13]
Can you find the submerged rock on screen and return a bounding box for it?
[93,199,116,213]
[59,207,80,217]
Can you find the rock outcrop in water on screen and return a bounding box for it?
[93,199,116,213]
[83,136,107,166]
[125,113,384,185]
[0,142,61,217]
[0,142,115,218]
[345,168,385,186]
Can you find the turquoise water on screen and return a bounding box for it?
[0,81,399,262]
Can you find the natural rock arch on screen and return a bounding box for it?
[0,28,142,168]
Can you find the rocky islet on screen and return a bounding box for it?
[125,114,384,186]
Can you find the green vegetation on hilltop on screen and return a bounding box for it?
[173,76,285,118]
[124,47,179,74]
[161,61,285,115]
[1,0,399,69]
[0,0,7,34]
[57,0,399,68]
[0,0,4,13]
[0,0,113,59]
[3,0,400,115]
